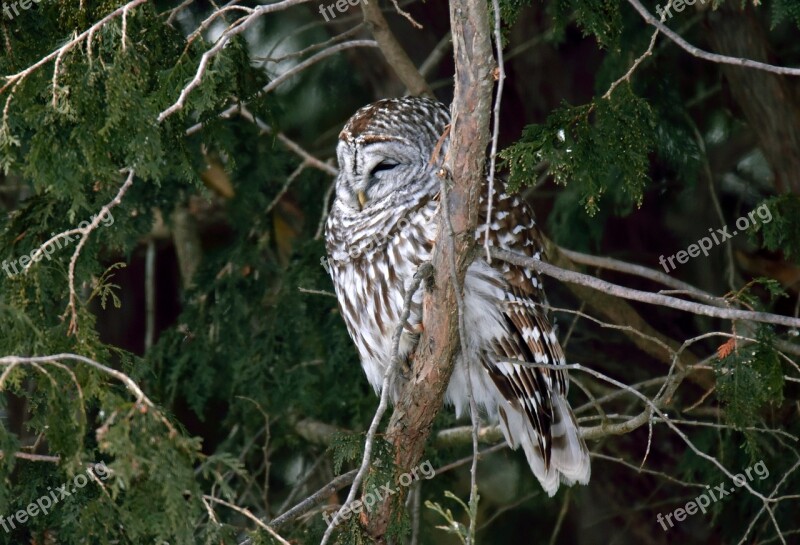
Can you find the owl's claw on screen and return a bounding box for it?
[398,351,417,380]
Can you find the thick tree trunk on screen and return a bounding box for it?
[361,0,495,540]
[705,3,800,195]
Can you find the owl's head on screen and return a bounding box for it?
[333,97,450,213]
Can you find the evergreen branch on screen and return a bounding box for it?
[491,247,800,329]
[0,352,155,407]
[0,0,147,96]
[626,0,800,76]
[319,262,433,545]
[158,0,313,122]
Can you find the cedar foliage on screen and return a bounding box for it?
[0,1,799,544]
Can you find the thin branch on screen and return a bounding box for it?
[0,451,61,463]
[440,165,480,545]
[203,495,291,545]
[417,32,452,81]
[314,180,337,240]
[602,26,659,99]
[482,0,505,263]
[491,247,800,329]
[558,246,721,304]
[0,353,156,409]
[625,0,800,76]
[238,105,340,176]
[265,162,307,216]
[267,470,357,532]
[259,40,379,95]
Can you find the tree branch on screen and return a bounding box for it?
[625,0,800,76]
[491,247,800,329]
[361,0,433,97]
[361,0,495,540]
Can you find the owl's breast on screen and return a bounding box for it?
[326,202,437,392]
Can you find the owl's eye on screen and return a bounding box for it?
[371,160,399,175]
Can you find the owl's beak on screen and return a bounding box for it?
[357,191,368,209]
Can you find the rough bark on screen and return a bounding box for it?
[361,0,495,540]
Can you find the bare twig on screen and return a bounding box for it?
[491,247,800,329]
[439,165,479,545]
[626,0,800,76]
[0,451,61,463]
[0,352,155,408]
[602,26,659,99]
[558,246,721,304]
[203,495,291,545]
[482,0,505,264]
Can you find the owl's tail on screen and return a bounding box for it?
[498,393,590,497]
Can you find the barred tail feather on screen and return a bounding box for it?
[550,393,591,486]
[498,395,590,497]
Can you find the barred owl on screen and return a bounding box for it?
[324,97,590,495]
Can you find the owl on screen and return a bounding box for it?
[324,97,590,496]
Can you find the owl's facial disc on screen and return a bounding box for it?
[335,138,422,212]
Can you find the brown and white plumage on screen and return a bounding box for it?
[324,97,590,495]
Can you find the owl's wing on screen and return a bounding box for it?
[476,189,584,485]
